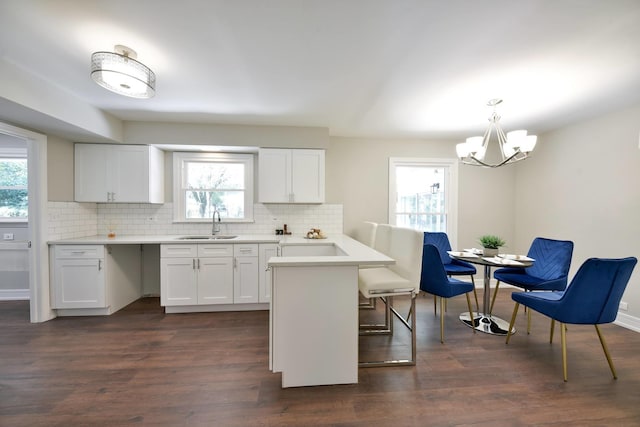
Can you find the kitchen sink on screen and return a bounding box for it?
[176,235,237,240]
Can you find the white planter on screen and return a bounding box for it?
[483,247,499,257]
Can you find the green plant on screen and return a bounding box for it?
[478,235,505,249]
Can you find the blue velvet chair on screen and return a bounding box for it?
[423,232,479,311]
[420,244,476,343]
[491,237,574,331]
[505,256,637,381]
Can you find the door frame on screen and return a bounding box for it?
[0,122,53,322]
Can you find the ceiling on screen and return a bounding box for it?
[1,0,640,140]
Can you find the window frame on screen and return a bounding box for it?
[388,157,459,245]
[172,152,254,223]
[0,147,28,223]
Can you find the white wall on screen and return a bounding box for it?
[326,136,517,251]
[515,103,640,321]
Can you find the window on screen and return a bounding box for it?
[173,152,254,222]
[0,148,28,221]
[389,157,458,241]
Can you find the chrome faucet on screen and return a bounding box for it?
[211,208,221,235]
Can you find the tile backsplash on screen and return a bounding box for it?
[48,202,343,240]
[48,202,98,240]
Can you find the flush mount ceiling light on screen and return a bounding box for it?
[456,99,536,168]
[90,45,155,98]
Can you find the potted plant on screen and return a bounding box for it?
[479,235,505,257]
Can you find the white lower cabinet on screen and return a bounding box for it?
[259,243,279,303]
[161,243,267,309]
[53,247,106,308]
[233,244,259,303]
[160,244,234,306]
[199,257,234,304]
[51,245,141,315]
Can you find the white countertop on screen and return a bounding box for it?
[271,234,394,267]
[48,234,281,245]
[49,233,393,268]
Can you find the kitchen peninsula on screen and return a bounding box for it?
[271,235,393,387]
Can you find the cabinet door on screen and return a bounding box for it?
[258,148,291,203]
[291,149,325,203]
[111,145,150,203]
[259,244,279,303]
[53,258,106,308]
[75,144,164,203]
[74,144,109,202]
[198,257,234,304]
[160,257,198,306]
[234,256,259,303]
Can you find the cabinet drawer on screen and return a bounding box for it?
[198,244,233,258]
[54,245,104,259]
[161,244,198,258]
[234,244,259,257]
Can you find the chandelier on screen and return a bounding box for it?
[456,99,536,168]
[90,45,156,98]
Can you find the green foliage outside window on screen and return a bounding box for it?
[0,158,28,219]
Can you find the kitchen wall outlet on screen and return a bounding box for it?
[619,301,628,311]
[3,233,14,240]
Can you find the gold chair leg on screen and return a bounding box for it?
[470,275,479,312]
[595,324,617,379]
[561,321,568,382]
[550,319,555,343]
[527,309,532,334]
[465,293,476,334]
[489,280,501,315]
[439,296,445,343]
[505,302,519,344]
[433,294,437,315]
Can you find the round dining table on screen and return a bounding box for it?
[448,251,534,335]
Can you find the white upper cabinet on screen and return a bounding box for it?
[75,143,164,203]
[258,148,325,203]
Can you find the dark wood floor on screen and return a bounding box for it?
[2,290,640,426]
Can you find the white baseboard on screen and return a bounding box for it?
[0,289,30,300]
[614,312,640,333]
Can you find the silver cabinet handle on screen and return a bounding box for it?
[192,259,196,270]
[98,260,102,271]
[197,258,201,269]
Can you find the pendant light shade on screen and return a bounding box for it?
[90,45,155,98]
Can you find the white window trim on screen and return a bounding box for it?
[388,157,459,247]
[172,152,254,223]
[0,147,28,222]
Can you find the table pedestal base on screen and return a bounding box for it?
[459,312,515,336]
